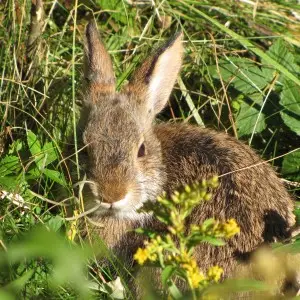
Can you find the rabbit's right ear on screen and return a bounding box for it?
[124,33,183,116]
[84,21,115,95]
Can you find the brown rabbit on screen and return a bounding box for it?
[75,21,295,288]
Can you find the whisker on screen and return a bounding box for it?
[64,203,102,221]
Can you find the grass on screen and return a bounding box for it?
[0,0,300,298]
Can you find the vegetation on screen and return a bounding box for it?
[134,176,239,299]
[0,0,300,299]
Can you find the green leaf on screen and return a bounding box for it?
[8,139,23,154]
[203,278,271,296]
[200,236,225,246]
[42,168,66,186]
[265,39,299,75]
[0,176,17,189]
[161,266,176,287]
[236,94,266,136]
[0,176,26,191]
[46,215,64,232]
[2,227,92,298]
[27,167,66,186]
[273,239,300,254]
[42,142,59,167]
[168,282,182,299]
[134,228,158,239]
[27,131,42,157]
[180,2,300,87]
[4,269,34,293]
[282,149,300,181]
[0,155,20,176]
[201,218,217,229]
[27,131,43,167]
[211,57,272,94]
[280,80,300,135]
[26,168,41,180]
[96,0,128,25]
[27,133,58,169]
[0,290,14,300]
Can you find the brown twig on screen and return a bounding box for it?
[25,0,45,79]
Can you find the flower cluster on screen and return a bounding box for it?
[207,266,224,282]
[166,176,219,209]
[159,176,219,236]
[134,248,149,265]
[134,235,164,265]
[134,241,224,289]
[191,218,240,240]
[134,176,240,296]
[222,219,241,238]
[175,252,206,288]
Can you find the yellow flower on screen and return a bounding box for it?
[207,266,223,282]
[134,248,149,265]
[178,254,207,288]
[187,268,206,288]
[223,219,240,238]
[67,209,79,241]
[148,253,158,262]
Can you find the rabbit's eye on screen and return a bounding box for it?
[137,143,146,158]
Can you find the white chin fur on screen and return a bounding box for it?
[92,191,150,221]
[87,172,159,221]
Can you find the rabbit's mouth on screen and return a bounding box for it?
[99,193,135,211]
[81,173,160,221]
[92,192,150,221]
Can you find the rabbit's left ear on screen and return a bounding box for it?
[124,32,183,115]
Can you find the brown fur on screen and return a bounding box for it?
[72,20,295,291]
[155,124,294,274]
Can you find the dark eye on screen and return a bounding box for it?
[137,143,146,158]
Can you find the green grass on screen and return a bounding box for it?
[0,0,300,298]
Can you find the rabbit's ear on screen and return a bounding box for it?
[127,32,183,115]
[84,21,115,94]
[125,32,183,115]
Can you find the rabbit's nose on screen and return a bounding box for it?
[101,184,128,204]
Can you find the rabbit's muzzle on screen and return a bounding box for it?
[97,192,133,211]
[85,171,147,220]
[100,181,128,204]
[83,158,160,220]
[88,183,148,220]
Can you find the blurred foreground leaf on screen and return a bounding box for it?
[0,227,95,298]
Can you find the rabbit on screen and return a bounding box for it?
[74,20,296,291]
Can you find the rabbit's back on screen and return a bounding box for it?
[154,123,295,274]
